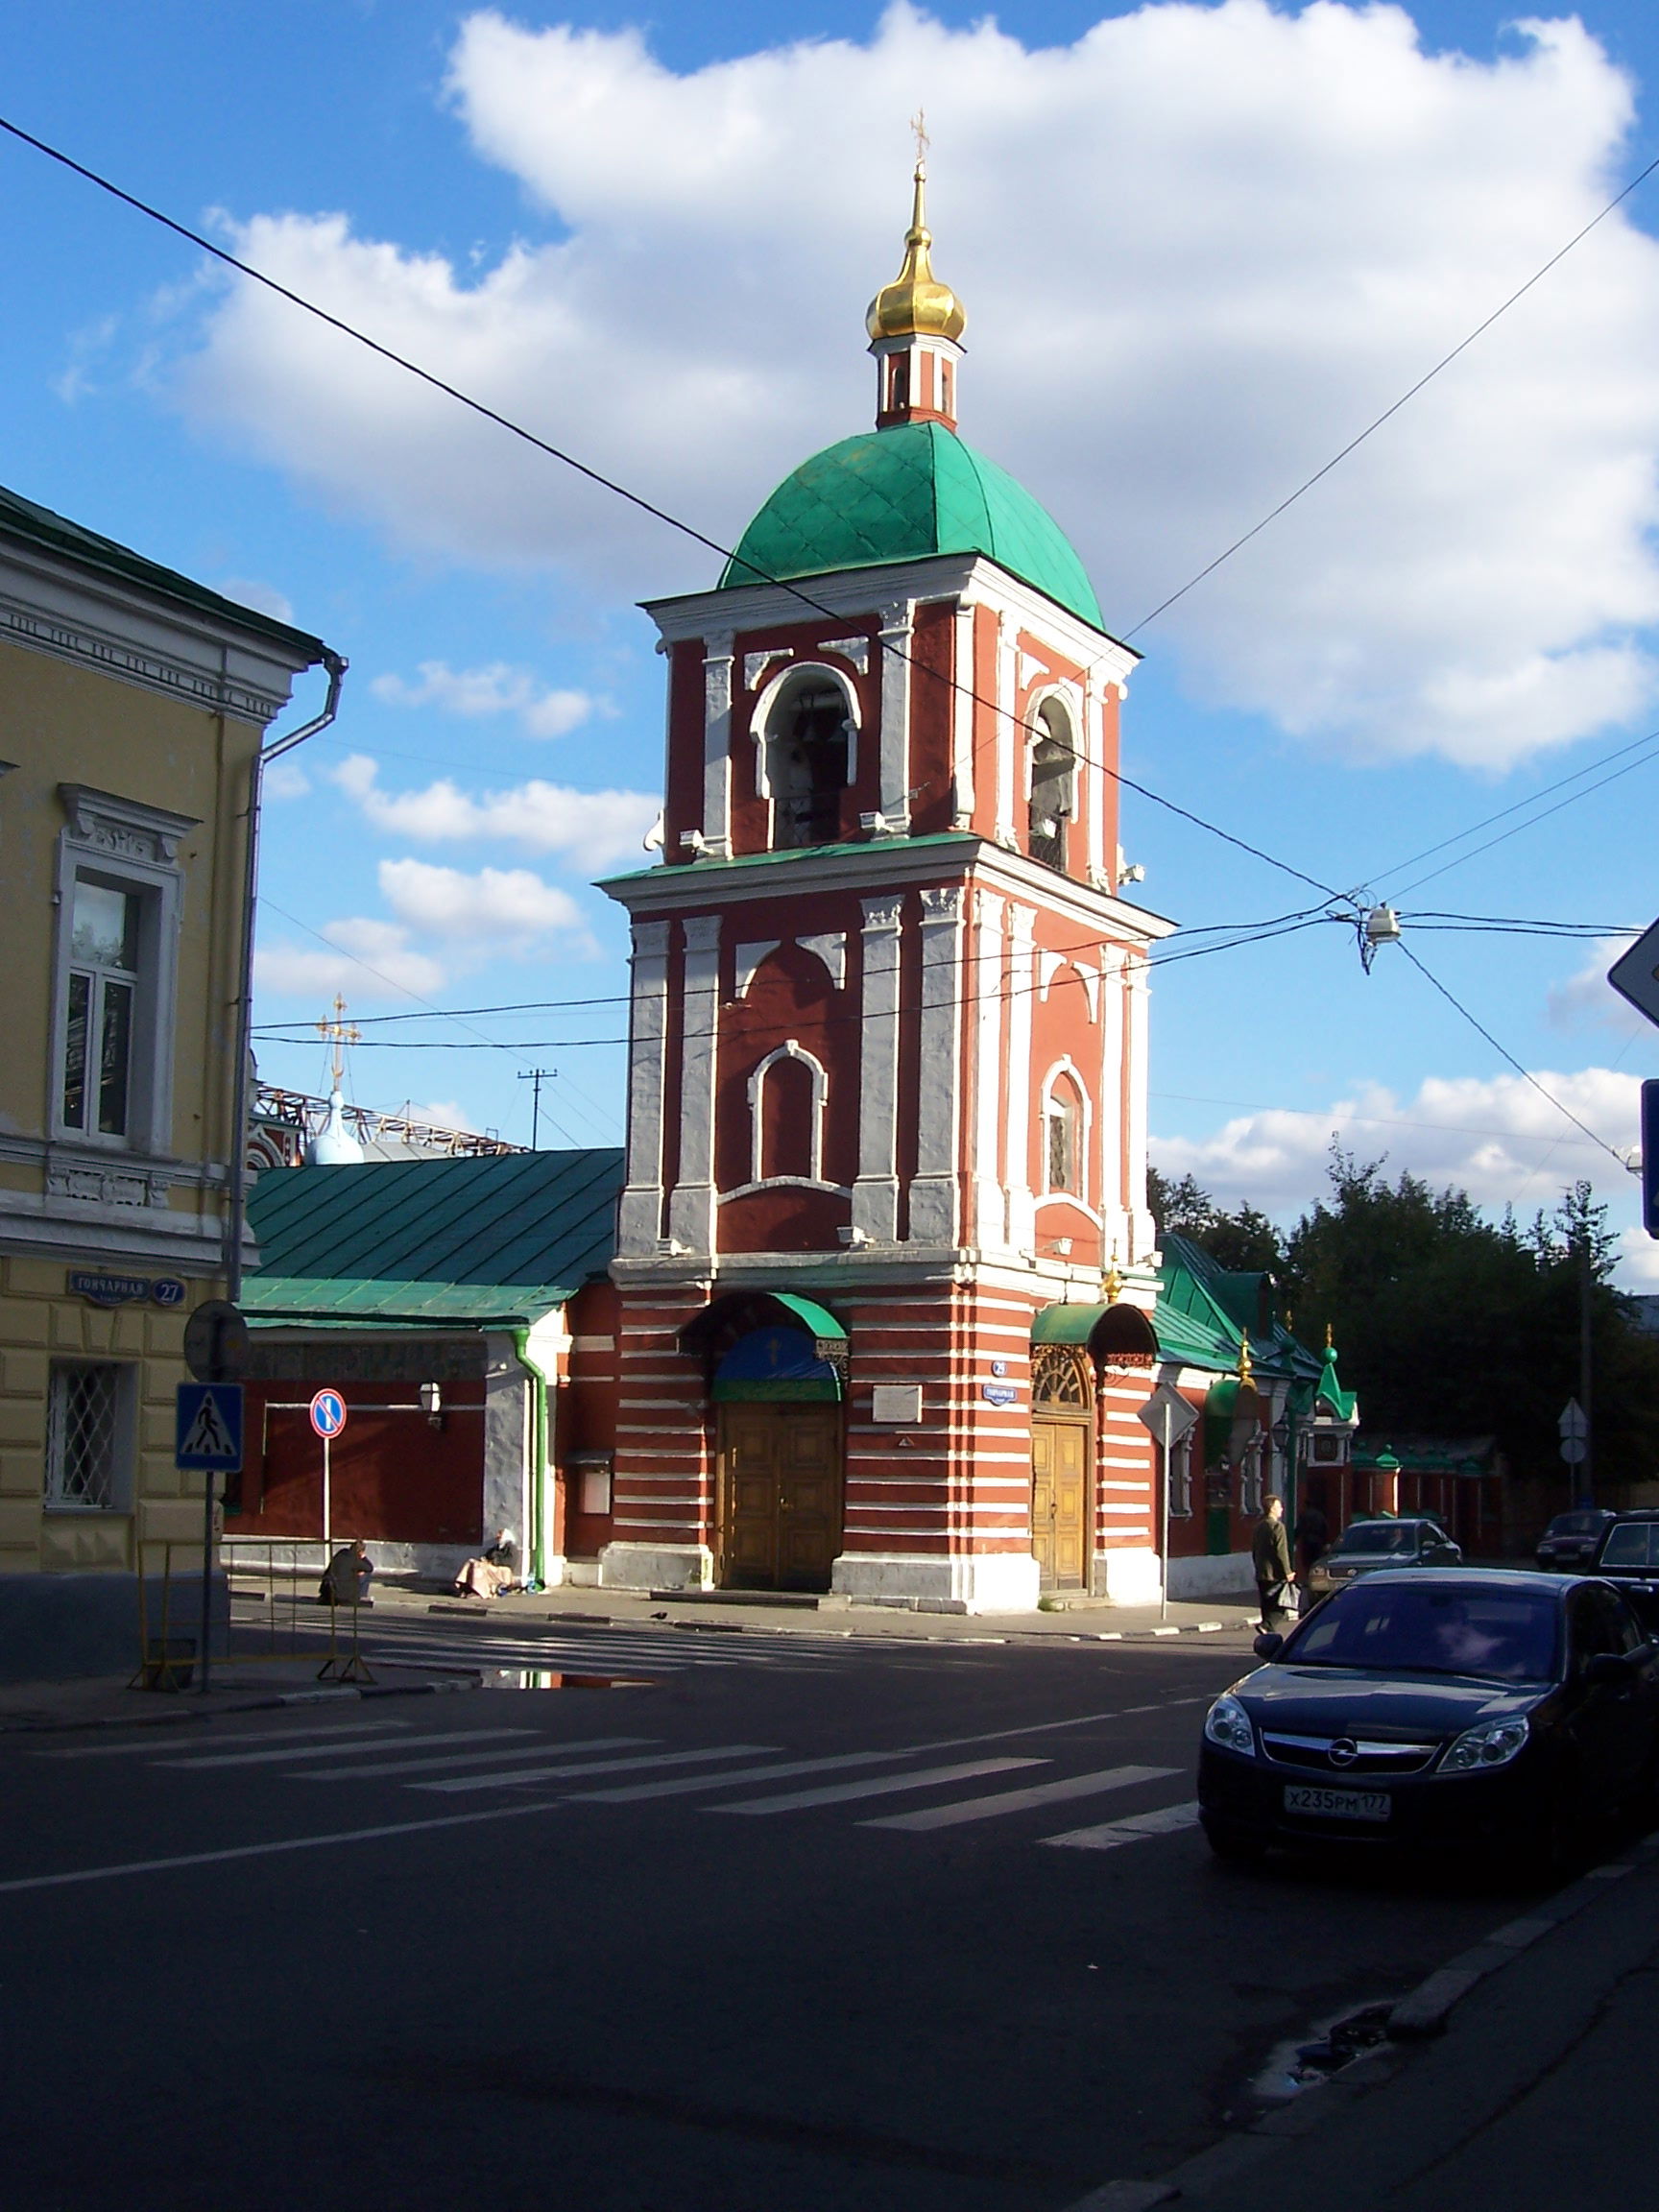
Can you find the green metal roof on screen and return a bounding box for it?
[245,1150,624,1324]
[0,481,326,659]
[601,830,976,894]
[770,1293,848,1342]
[718,421,1106,630]
[1030,1236,1324,1382]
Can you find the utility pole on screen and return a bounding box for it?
[1580,1235,1595,1507]
[517,1067,557,1150]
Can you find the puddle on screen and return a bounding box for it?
[1250,2001,1394,2101]
[481,1669,657,1691]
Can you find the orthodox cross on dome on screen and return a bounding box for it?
[866,130,966,433]
[316,993,360,1092]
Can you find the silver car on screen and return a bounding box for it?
[1305,1517,1462,1599]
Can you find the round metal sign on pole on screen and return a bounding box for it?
[182,1299,250,1384]
[1560,1435,1588,1465]
[308,1389,348,1439]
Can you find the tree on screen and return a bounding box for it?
[1147,1166,1286,1276]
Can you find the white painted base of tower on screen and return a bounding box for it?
[599,1541,714,1593]
[1091,1546,1163,1607]
[830,1551,1042,1615]
[1166,1551,1255,1600]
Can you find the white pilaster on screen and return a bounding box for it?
[994,613,1017,848]
[1099,945,1129,1262]
[702,631,734,860]
[617,920,670,1255]
[668,913,723,1254]
[1005,903,1037,1252]
[909,886,964,1245]
[1126,952,1154,1262]
[950,602,975,829]
[970,890,1008,1250]
[877,600,914,832]
[1085,668,1108,887]
[853,894,903,1242]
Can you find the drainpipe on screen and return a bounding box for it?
[224,649,348,1301]
[513,1326,552,1592]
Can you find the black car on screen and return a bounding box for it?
[1536,1508,1617,1572]
[1587,1512,1659,1630]
[1303,1516,1461,1599]
[1197,1569,1659,1876]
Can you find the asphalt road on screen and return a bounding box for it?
[1,1613,1533,2212]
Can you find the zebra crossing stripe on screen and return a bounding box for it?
[39,1718,414,1760]
[296,1735,656,1782]
[410,1743,780,1794]
[565,1749,915,1803]
[156,1726,535,1771]
[710,1756,1045,1815]
[863,1764,1179,1832]
[1041,1801,1202,1851]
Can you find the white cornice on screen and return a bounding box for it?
[642,553,1139,685]
[0,540,321,728]
[601,831,1176,943]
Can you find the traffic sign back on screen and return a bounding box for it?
[1609,926,1659,1030]
[176,1382,244,1471]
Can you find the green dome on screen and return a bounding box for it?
[719,421,1104,630]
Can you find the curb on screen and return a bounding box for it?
[1061,1831,1659,2210]
[0,1670,482,1736]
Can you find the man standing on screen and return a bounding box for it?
[1253,1496,1294,1632]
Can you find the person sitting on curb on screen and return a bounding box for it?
[454,1528,518,1601]
[319,1537,374,1610]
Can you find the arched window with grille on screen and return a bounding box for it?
[1042,1070,1086,1199]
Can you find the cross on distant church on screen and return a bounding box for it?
[911,108,929,169]
[316,994,360,1090]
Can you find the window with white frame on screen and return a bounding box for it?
[52,786,196,1155]
[1044,1075,1084,1197]
[44,1360,128,1510]
[62,879,142,1139]
[1240,1436,1265,1516]
[1168,1432,1194,1518]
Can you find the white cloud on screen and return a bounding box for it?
[1548,932,1647,1032]
[370,659,601,737]
[263,757,311,800]
[217,575,296,625]
[1152,1066,1644,1246]
[329,752,659,868]
[376,1097,478,1135]
[253,916,448,1004]
[378,855,590,948]
[170,2,1659,766]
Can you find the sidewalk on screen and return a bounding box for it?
[1069,1830,1659,2211]
[373,1576,1262,1646]
[0,1578,1261,1733]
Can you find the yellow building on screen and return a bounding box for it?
[0,483,335,1679]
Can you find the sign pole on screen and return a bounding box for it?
[198,1471,216,1695]
[1160,1401,1172,1624]
[323,1431,331,1554]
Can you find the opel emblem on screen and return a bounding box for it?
[1329,1738,1359,1768]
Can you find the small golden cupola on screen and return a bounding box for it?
[866,143,966,433]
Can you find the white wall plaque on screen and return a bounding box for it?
[871,1383,923,1425]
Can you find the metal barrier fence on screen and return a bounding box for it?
[217,1538,375,1686]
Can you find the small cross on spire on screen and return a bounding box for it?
[911,108,929,173]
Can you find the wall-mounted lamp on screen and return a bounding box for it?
[837,1225,871,1247]
[419,1380,444,1429]
[1052,1238,1073,1257]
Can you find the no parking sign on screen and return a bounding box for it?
[308,1389,348,1439]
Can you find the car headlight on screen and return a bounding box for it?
[1438,1715,1530,1774]
[1204,1694,1256,1755]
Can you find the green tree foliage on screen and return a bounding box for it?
[1147,1155,1659,1483]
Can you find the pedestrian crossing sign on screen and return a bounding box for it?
[175,1382,244,1471]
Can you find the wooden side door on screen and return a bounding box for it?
[1051,1419,1089,1589]
[721,1408,781,1589]
[776,1409,842,1592]
[1031,1421,1057,1588]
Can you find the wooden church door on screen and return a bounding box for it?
[1031,1348,1093,1591]
[718,1406,842,1592]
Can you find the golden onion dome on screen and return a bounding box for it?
[866,163,967,344]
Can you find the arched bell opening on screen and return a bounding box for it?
[1030,1344,1094,1593]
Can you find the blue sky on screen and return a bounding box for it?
[6,1,1659,1271]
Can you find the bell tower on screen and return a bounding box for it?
[597,169,1175,1611]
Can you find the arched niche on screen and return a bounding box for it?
[751,661,860,851]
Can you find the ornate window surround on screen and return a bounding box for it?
[724,1039,847,1198]
[47,783,200,1162]
[1037,1056,1098,1220]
